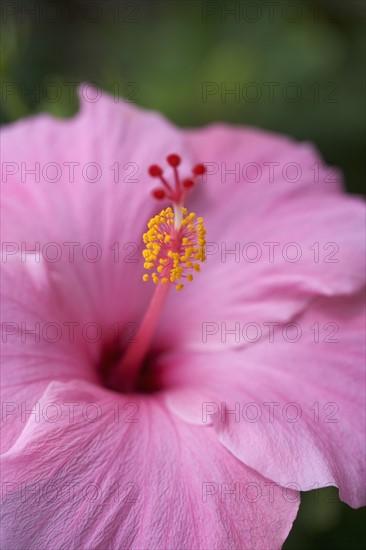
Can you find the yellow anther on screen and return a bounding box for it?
[142,274,149,282]
[142,207,206,291]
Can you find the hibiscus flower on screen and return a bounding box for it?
[1,86,365,549]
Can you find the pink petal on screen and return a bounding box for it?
[1,381,299,549]
[164,292,366,508]
[0,254,98,452]
[158,125,365,349]
[1,86,191,335]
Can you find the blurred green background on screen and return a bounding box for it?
[1,0,365,196]
[1,0,365,547]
